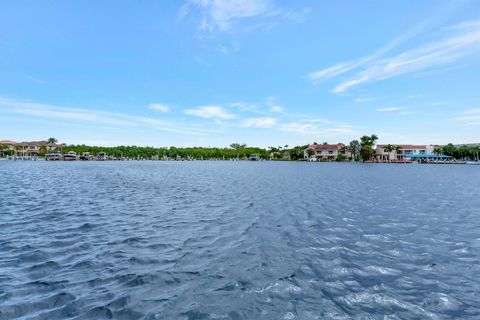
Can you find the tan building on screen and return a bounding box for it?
[376,144,435,161]
[304,143,348,161]
[0,140,65,157]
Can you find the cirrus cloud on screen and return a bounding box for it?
[148,103,171,113]
[308,19,480,94]
[184,105,237,119]
[241,117,277,128]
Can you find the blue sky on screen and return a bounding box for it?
[1,0,479,147]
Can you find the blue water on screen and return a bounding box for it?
[1,161,479,319]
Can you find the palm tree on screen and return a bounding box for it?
[47,137,58,144]
[472,146,480,161]
[348,140,360,161]
[47,137,58,152]
[383,144,395,162]
[433,147,443,156]
[360,134,378,161]
[393,145,402,161]
[230,143,241,150]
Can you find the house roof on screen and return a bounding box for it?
[377,144,427,149]
[308,143,344,151]
[0,140,18,145]
[16,140,49,146]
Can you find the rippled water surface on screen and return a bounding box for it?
[1,161,479,319]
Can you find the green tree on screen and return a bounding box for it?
[289,145,308,160]
[472,146,480,161]
[0,144,7,157]
[47,137,58,152]
[442,143,456,157]
[39,145,48,156]
[230,143,247,150]
[47,137,57,144]
[360,134,378,161]
[347,140,361,161]
[306,147,315,159]
[383,144,395,162]
[433,146,443,155]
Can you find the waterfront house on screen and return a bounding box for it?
[376,144,435,161]
[0,140,66,157]
[304,143,347,161]
[0,140,17,156]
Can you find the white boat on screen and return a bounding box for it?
[45,152,62,161]
[97,152,107,161]
[63,151,77,161]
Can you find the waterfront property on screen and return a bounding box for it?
[304,143,348,161]
[0,140,66,157]
[375,144,435,162]
[405,153,460,164]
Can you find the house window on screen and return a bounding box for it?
[328,151,333,154]
[419,150,426,154]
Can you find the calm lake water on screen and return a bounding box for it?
[0,161,479,319]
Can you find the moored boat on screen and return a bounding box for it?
[97,152,107,161]
[79,152,93,161]
[45,152,62,161]
[63,151,77,161]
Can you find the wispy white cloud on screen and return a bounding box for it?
[230,102,259,112]
[308,18,480,93]
[181,0,309,38]
[184,105,237,119]
[0,97,133,126]
[241,117,276,128]
[181,0,275,33]
[25,74,46,84]
[265,96,284,113]
[0,97,206,135]
[279,122,317,134]
[377,107,404,112]
[355,97,373,103]
[307,11,446,83]
[301,117,332,124]
[136,117,205,135]
[456,108,480,126]
[308,61,360,83]
[333,21,480,93]
[270,105,283,113]
[148,103,171,113]
[279,122,360,138]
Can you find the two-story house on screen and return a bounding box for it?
[304,143,347,161]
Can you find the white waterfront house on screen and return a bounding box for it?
[376,144,435,161]
[304,143,347,161]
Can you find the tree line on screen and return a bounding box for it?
[434,144,480,161]
[2,137,479,161]
[57,144,271,160]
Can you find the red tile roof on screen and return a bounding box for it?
[308,143,344,151]
[377,144,427,149]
